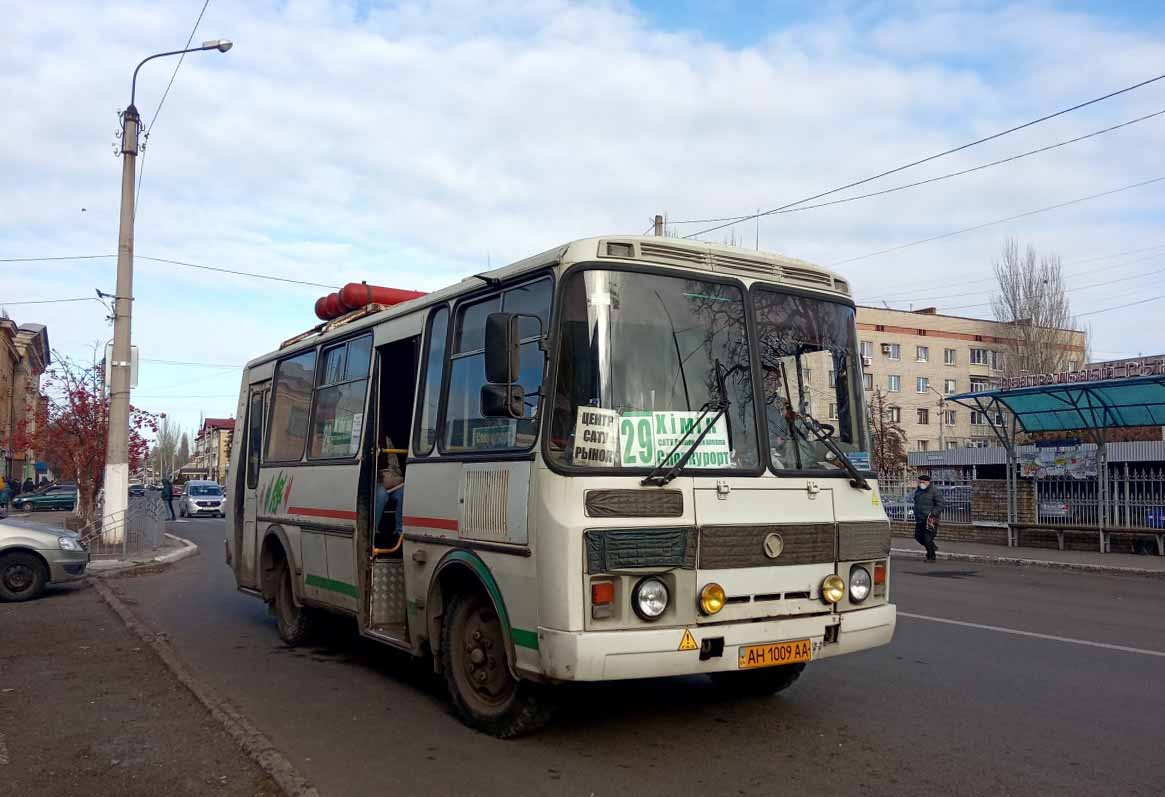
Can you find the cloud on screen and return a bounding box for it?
[3,0,1165,428]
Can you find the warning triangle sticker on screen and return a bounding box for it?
[678,629,698,651]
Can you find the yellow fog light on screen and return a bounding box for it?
[699,583,726,615]
[820,574,846,604]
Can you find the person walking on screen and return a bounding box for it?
[22,477,35,495]
[161,474,176,521]
[912,474,944,561]
[0,477,10,511]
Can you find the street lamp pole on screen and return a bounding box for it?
[104,39,232,541]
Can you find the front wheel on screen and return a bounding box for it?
[0,552,48,602]
[17,501,32,513]
[272,560,315,646]
[709,663,806,696]
[441,590,553,738]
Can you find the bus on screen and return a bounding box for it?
[225,236,896,737]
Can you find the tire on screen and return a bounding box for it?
[272,559,315,646]
[0,551,49,602]
[709,663,806,696]
[441,590,553,738]
[17,501,32,513]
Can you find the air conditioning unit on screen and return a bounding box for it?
[861,356,872,367]
[881,344,892,354]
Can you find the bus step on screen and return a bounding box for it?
[371,559,406,626]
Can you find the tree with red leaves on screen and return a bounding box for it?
[9,353,157,523]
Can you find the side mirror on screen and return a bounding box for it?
[484,312,521,384]
[480,383,526,418]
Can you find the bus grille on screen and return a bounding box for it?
[462,469,509,540]
[699,524,835,568]
[838,521,891,561]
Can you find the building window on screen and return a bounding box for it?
[415,305,450,456]
[970,347,988,365]
[1068,359,1078,371]
[946,440,958,450]
[265,349,318,462]
[944,348,957,366]
[863,372,873,391]
[828,370,836,387]
[888,374,900,392]
[917,408,930,425]
[861,341,873,359]
[970,411,984,426]
[945,410,956,426]
[917,439,929,452]
[970,377,989,392]
[944,378,956,395]
[888,406,901,423]
[916,345,929,363]
[991,351,1004,371]
[882,343,900,360]
[828,403,838,420]
[992,411,1005,426]
[969,438,991,448]
[916,376,929,394]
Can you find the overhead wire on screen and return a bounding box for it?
[0,297,101,306]
[680,71,1165,239]
[0,253,338,289]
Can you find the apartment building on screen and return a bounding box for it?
[193,417,235,484]
[855,306,1085,452]
[0,319,50,482]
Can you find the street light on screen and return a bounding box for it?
[104,40,231,542]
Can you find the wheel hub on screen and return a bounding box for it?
[461,606,511,703]
[4,564,33,592]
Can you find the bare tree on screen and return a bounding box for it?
[868,387,907,478]
[177,432,190,470]
[991,237,1081,377]
[152,415,181,478]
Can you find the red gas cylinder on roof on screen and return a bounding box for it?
[314,282,427,321]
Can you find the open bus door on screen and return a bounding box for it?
[239,382,269,588]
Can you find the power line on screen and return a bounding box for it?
[1077,295,1165,317]
[0,297,100,306]
[0,255,113,263]
[0,253,338,289]
[135,0,212,216]
[682,71,1165,239]
[141,357,245,368]
[830,177,1165,267]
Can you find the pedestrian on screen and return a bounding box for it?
[913,474,945,561]
[161,473,176,521]
[0,477,9,510]
[23,477,35,495]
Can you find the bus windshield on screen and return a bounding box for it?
[753,287,868,472]
[548,269,760,471]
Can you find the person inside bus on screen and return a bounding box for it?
[374,448,405,550]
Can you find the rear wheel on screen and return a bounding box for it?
[710,663,806,696]
[441,590,553,738]
[272,559,315,646]
[0,552,48,602]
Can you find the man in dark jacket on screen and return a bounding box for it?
[161,475,176,521]
[912,474,945,561]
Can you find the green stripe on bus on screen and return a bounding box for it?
[511,628,539,650]
[305,574,358,598]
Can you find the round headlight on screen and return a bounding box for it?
[699,582,726,615]
[820,574,846,604]
[633,577,669,620]
[849,566,872,603]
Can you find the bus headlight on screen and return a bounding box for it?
[849,566,872,603]
[820,574,845,604]
[633,577,669,620]
[699,582,725,615]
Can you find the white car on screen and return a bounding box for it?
[179,480,226,518]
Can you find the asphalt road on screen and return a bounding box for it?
[112,518,1165,796]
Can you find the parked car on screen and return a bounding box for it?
[179,480,225,518]
[12,485,78,513]
[0,516,88,601]
[128,483,146,497]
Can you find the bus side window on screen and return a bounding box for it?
[415,306,449,456]
[246,392,264,490]
[266,349,317,462]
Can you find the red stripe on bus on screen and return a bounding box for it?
[404,515,459,531]
[288,506,359,521]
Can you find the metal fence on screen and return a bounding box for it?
[879,478,972,526]
[78,495,167,560]
[1035,468,1165,531]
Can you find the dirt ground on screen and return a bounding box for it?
[0,580,278,796]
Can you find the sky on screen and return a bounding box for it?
[3,0,1165,436]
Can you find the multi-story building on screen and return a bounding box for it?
[193,418,235,484]
[0,319,50,483]
[855,306,1085,452]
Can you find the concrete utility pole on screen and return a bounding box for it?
[654,214,664,236]
[104,40,232,541]
[928,385,947,453]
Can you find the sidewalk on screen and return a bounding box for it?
[892,537,1165,576]
[0,582,278,796]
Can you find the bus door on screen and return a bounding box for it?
[240,383,269,588]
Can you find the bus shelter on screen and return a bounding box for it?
[948,374,1165,551]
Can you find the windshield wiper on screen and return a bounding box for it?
[783,404,871,490]
[641,360,743,487]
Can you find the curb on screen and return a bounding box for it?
[92,578,319,797]
[88,532,200,575]
[890,546,1165,578]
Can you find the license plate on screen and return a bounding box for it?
[738,638,813,669]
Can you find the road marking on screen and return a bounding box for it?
[0,730,9,765]
[898,612,1165,658]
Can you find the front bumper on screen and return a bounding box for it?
[44,549,89,583]
[188,505,223,516]
[539,603,895,681]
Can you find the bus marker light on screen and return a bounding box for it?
[874,562,887,585]
[591,581,615,605]
[821,574,846,604]
[699,582,726,615]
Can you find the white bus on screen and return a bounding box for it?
[226,236,895,737]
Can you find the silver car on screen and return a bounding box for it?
[179,480,226,518]
[0,516,88,601]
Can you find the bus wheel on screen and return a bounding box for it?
[710,663,806,696]
[441,590,553,738]
[273,560,315,646]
